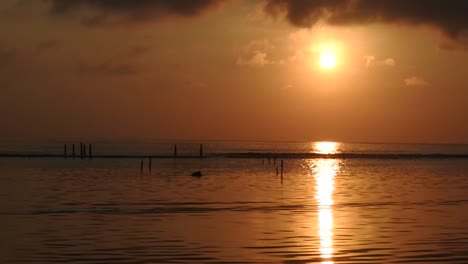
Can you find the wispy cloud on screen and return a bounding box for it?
[438,38,468,52]
[383,58,396,67]
[237,39,276,67]
[236,51,271,67]
[365,56,396,67]
[404,76,430,86]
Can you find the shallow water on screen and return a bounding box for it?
[1,157,468,263]
[2,140,468,156]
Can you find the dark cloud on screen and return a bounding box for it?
[49,0,222,25]
[0,45,15,69]
[78,45,151,76]
[37,40,60,51]
[265,0,468,38]
[128,46,152,57]
[79,61,141,76]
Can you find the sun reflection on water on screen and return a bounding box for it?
[309,142,339,263]
[313,141,340,154]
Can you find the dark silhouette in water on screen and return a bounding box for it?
[191,171,203,177]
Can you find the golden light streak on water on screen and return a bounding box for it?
[310,142,339,263]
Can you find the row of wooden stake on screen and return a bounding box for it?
[140,144,205,173]
[263,155,284,183]
[141,158,151,173]
[62,143,283,182]
[62,143,204,160]
[173,144,204,158]
[64,143,92,159]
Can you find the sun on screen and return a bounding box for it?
[319,51,336,69]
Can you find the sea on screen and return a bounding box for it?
[1,140,468,263]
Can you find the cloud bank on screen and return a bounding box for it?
[264,0,468,38]
[47,0,468,39]
[49,0,222,25]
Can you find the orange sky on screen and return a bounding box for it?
[1,0,468,143]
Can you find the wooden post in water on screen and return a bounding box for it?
[80,142,83,159]
[148,157,152,172]
[72,144,75,158]
[89,144,92,159]
[64,144,67,158]
[280,160,284,183]
[174,144,177,158]
[140,160,144,174]
[83,143,87,158]
[276,167,279,176]
[199,144,203,158]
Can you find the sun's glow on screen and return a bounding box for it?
[319,51,336,69]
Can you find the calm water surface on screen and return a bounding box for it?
[1,143,468,263]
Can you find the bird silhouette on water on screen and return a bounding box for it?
[191,171,203,177]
